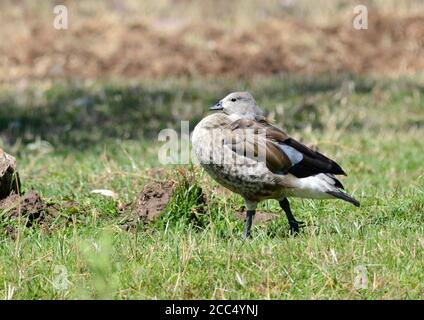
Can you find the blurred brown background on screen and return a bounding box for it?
[1,0,424,83]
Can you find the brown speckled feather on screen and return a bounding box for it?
[226,118,346,179]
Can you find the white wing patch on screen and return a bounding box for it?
[279,144,303,165]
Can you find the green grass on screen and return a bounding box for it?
[0,76,423,299]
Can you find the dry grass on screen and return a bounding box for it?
[1,0,424,82]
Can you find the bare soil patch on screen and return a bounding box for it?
[120,168,208,229]
[235,211,279,224]
[1,12,423,82]
[130,180,176,222]
[0,192,56,226]
[0,191,80,237]
[0,191,57,238]
[121,180,176,229]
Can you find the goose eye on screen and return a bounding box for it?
[231,98,237,102]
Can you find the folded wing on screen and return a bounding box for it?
[226,118,346,187]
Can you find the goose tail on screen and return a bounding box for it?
[326,190,360,207]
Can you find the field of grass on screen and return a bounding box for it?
[0,75,423,299]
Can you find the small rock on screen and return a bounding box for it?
[91,189,118,199]
[0,148,20,200]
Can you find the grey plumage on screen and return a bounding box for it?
[192,92,359,237]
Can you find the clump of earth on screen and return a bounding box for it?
[0,191,60,238]
[120,180,176,229]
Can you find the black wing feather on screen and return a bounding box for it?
[284,138,346,178]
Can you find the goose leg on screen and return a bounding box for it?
[279,198,305,235]
[243,210,256,239]
[243,200,257,239]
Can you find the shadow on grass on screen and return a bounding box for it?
[0,74,417,151]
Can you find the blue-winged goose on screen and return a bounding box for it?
[192,92,359,238]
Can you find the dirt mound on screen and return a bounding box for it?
[0,192,58,228]
[132,180,176,222]
[1,12,423,82]
[122,180,176,228]
[0,191,82,238]
[121,167,210,229]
